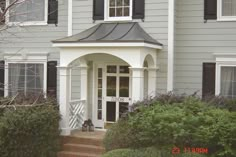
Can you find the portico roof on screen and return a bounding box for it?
[53,22,163,49]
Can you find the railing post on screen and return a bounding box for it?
[80,66,88,120]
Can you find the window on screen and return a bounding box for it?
[7,0,48,25]
[220,66,236,98]
[8,63,44,96]
[105,0,132,21]
[218,0,236,21]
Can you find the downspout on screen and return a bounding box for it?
[167,0,175,92]
[68,0,73,36]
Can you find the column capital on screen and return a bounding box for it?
[57,66,70,70]
[147,67,159,71]
[129,67,146,71]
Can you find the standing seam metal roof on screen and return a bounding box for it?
[53,22,163,46]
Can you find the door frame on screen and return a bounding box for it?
[93,62,131,129]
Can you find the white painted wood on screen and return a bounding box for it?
[53,42,163,49]
[68,0,73,36]
[148,68,158,97]
[58,66,71,135]
[80,66,88,120]
[167,0,175,92]
[130,67,145,102]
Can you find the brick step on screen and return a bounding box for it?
[62,136,103,147]
[63,143,105,154]
[58,151,101,157]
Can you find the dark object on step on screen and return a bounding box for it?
[82,120,89,132]
[88,119,94,132]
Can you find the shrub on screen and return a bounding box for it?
[102,147,207,157]
[104,97,236,157]
[103,119,138,151]
[0,105,60,157]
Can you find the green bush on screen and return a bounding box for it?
[104,97,236,157]
[103,119,138,151]
[0,105,61,157]
[102,148,207,157]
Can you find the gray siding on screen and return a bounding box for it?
[0,0,68,100]
[175,0,236,95]
[72,0,169,94]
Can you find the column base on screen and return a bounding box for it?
[60,128,71,136]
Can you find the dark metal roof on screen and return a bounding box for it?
[53,22,162,46]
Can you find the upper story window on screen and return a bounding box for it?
[93,0,144,21]
[6,0,58,26]
[8,0,48,25]
[106,0,132,21]
[218,0,236,21]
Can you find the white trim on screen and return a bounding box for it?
[68,0,73,36]
[215,56,236,96]
[167,0,175,92]
[6,0,48,26]
[217,0,236,21]
[104,0,133,21]
[53,42,163,49]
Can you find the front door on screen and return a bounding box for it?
[94,64,131,129]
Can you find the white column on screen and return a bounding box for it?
[80,66,88,120]
[148,68,158,97]
[130,67,145,103]
[58,66,71,135]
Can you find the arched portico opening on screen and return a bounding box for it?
[57,47,160,136]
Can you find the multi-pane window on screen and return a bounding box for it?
[218,0,236,20]
[9,0,47,23]
[8,63,44,96]
[106,0,131,20]
[220,66,236,98]
[222,0,236,16]
[109,0,130,17]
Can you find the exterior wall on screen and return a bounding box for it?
[0,0,68,99]
[72,0,169,94]
[174,0,236,95]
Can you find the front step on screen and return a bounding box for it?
[58,151,98,157]
[63,143,105,154]
[58,131,106,157]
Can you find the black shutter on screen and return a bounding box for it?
[93,0,104,20]
[133,0,145,19]
[0,61,5,97]
[0,0,6,24]
[204,0,217,20]
[47,61,57,98]
[48,0,58,24]
[202,63,216,99]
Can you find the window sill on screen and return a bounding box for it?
[217,17,236,22]
[7,21,48,26]
[104,17,132,22]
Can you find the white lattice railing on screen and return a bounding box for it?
[69,99,86,130]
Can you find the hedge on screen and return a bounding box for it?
[103,97,236,157]
[0,103,60,157]
[102,148,207,157]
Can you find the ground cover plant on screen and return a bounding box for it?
[103,94,236,157]
[0,94,60,157]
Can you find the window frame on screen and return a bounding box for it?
[5,61,47,97]
[215,57,236,97]
[217,0,236,21]
[104,0,133,22]
[6,0,48,26]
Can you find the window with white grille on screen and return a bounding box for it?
[218,0,236,20]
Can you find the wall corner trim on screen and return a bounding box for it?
[167,0,175,92]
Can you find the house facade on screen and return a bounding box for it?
[0,0,235,135]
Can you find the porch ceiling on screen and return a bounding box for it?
[52,22,163,49]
